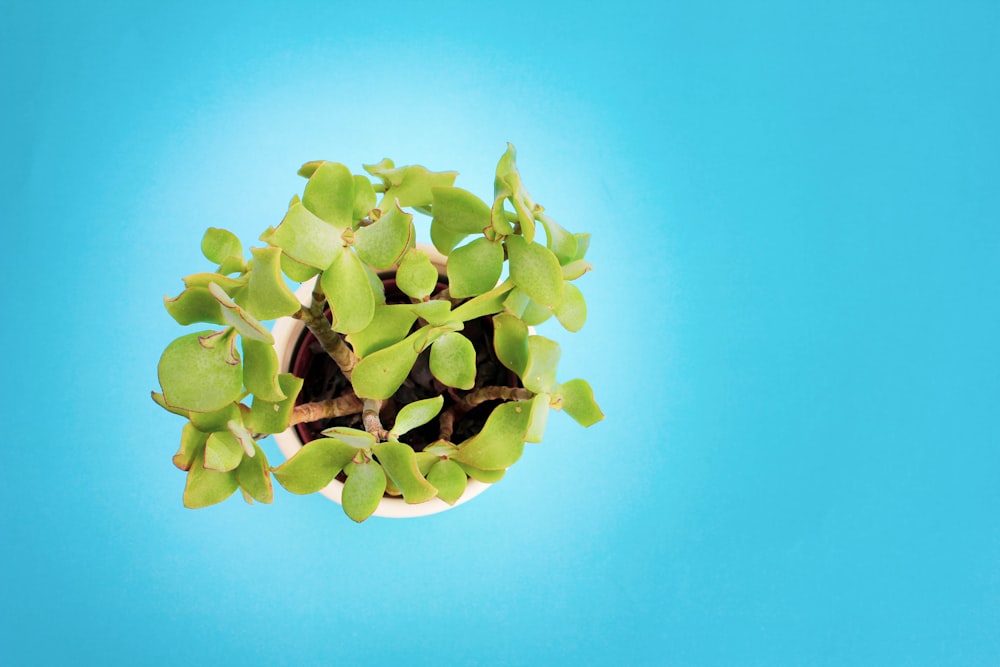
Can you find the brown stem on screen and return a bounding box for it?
[289,392,364,426]
[294,305,358,379]
[363,399,388,440]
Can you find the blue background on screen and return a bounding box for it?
[2,1,998,665]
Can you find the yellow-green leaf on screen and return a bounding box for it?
[351,335,420,400]
[372,441,437,504]
[523,335,561,394]
[158,329,243,413]
[245,373,303,434]
[183,455,238,509]
[174,422,208,471]
[302,161,355,230]
[555,379,604,427]
[342,460,387,522]
[241,337,285,402]
[321,248,376,334]
[271,438,356,494]
[164,287,225,326]
[431,186,491,235]
[427,459,467,505]
[201,227,243,265]
[492,313,529,376]
[261,200,344,269]
[345,304,418,358]
[204,430,243,472]
[553,282,586,332]
[447,237,504,298]
[354,202,414,269]
[396,248,439,300]
[429,332,476,390]
[236,442,273,504]
[208,282,273,344]
[240,247,301,320]
[389,395,444,439]
[454,401,531,470]
[505,234,563,308]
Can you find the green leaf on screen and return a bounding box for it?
[572,233,591,261]
[492,313,529,376]
[389,395,444,438]
[536,213,578,265]
[239,247,301,320]
[350,336,419,400]
[201,227,243,265]
[318,426,376,449]
[561,259,593,281]
[208,282,274,344]
[189,402,241,432]
[183,454,238,509]
[271,438,356,494]
[297,160,323,178]
[153,391,190,418]
[415,451,440,476]
[490,196,514,236]
[454,460,506,483]
[345,304,418,358]
[241,337,285,402]
[431,186,491,234]
[174,423,207,471]
[525,393,550,443]
[261,199,345,269]
[555,378,604,427]
[447,237,504,298]
[158,329,243,413]
[423,440,458,457]
[429,332,476,390]
[372,441,437,504]
[280,252,322,282]
[245,374,303,434]
[449,280,514,322]
[366,163,458,208]
[427,459,467,505]
[164,287,225,326]
[354,202,414,269]
[505,234,563,308]
[321,248,376,334]
[204,430,244,472]
[183,272,247,295]
[396,248,439,300]
[503,288,553,326]
[523,335,561,393]
[342,460,387,522]
[430,218,468,256]
[408,299,453,326]
[236,442,273,504]
[353,175,377,222]
[454,401,531,470]
[302,161,355,230]
[553,282,586,332]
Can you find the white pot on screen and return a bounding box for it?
[270,245,492,518]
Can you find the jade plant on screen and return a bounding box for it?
[154,144,603,522]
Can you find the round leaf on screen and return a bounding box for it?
[302,161,355,230]
[321,248,376,334]
[555,379,604,427]
[427,459,468,505]
[447,237,504,298]
[505,234,564,308]
[342,460,387,522]
[204,431,244,472]
[553,282,586,332]
[261,199,344,269]
[396,248,439,300]
[201,227,242,265]
[158,330,243,413]
[429,332,476,390]
[354,202,414,269]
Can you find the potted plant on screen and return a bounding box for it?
[153,144,603,522]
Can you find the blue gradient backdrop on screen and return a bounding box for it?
[2,1,998,665]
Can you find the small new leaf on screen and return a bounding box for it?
[389,395,444,439]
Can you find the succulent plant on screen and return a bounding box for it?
[154,144,603,522]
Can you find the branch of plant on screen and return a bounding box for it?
[289,391,364,426]
[294,304,358,379]
[363,399,388,440]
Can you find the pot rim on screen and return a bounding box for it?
[271,244,493,518]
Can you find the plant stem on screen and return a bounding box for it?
[363,399,388,440]
[294,305,358,379]
[290,392,364,426]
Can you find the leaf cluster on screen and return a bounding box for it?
[154,144,603,521]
